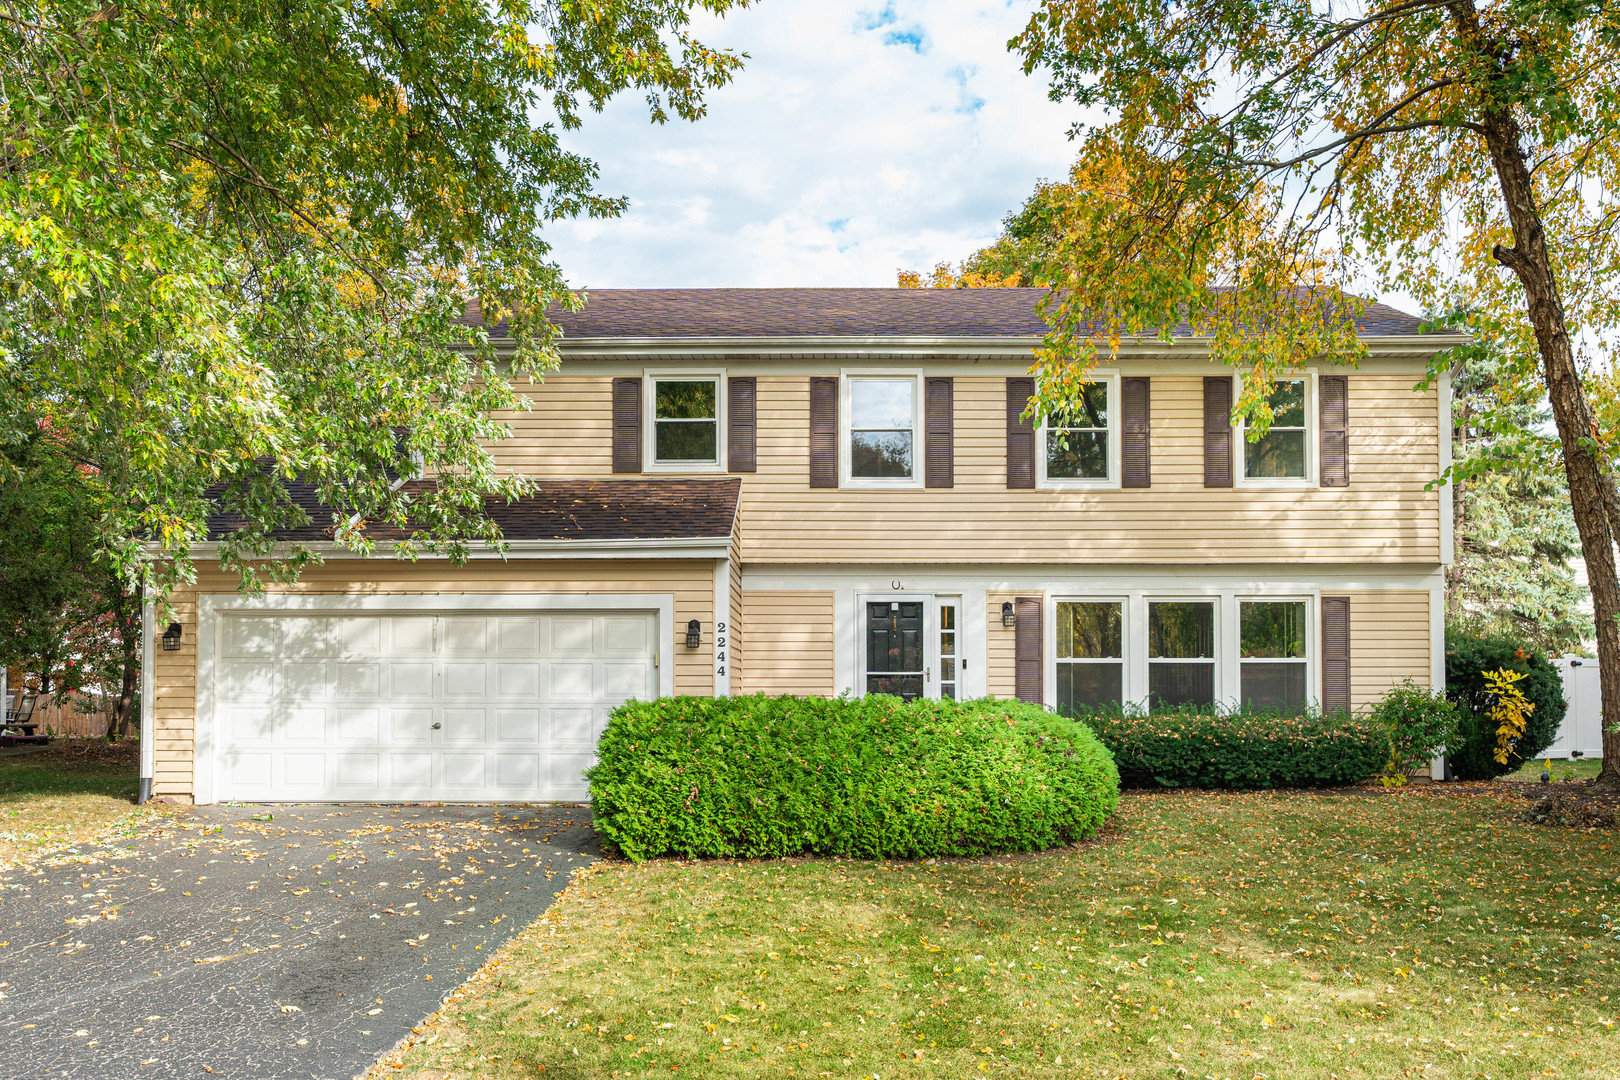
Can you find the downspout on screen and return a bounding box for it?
[138,599,155,804]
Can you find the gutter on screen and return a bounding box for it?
[168,535,735,560]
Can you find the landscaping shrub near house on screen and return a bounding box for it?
[587,695,1120,861]
[1371,679,1462,785]
[1444,631,1566,780]
[1076,708,1387,789]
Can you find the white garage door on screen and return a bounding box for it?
[212,611,656,802]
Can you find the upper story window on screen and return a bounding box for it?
[1240,378,1310,483]
[648,376,721,468]
[1038,377,1117,487]
[846,376,920,484]
[1240,600,1309,712]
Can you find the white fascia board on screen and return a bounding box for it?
[533,332,1469,363]
[172,536,733,561]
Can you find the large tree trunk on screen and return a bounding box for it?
[1474,82,1620,788]
[107,587,139,740]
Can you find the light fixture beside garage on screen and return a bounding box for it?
[685,619,702,649]
[1001,602,1016,628]
[161,622,182,651]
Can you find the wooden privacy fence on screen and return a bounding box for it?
[27,694,121,738]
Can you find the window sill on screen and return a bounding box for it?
[644,461,726,474]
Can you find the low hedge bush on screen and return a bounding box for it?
[1075,708,1387,789]
[1444,631,1566,780]
[587,694,1120,861]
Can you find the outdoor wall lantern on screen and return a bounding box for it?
[161,622,182,651]
[685,619,702,649]
[1001,602,1016,628]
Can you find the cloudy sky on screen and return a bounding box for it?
[544,1,1087,288]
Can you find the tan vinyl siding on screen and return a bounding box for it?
[728,535,744,692]
[733,374,1442,564]
[1344,589,1432,708]
[490,375,615,475]
[150,559,716,799]
[734,591,835,697]
[986,592,1020,700]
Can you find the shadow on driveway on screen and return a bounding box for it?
[0,803,598,1079]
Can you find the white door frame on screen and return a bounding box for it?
[195,592,676,805]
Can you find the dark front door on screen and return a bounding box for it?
[866,601,925,700]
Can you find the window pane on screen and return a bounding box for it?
[1241,661,1307,713]
[851,379,914,429]
[1051,382,1109,429]
[654,420,717,462]
[654,380,716,420]
[939,605,955,631]
[1057,602,1122,659]
[1148,602,1214,658]
[1057,662,1123,715]
[1240,601,1307,657]
[1046,430,1108,479]
[1244,430,1306,478]
[941,683,956,700]
[940,657,956,682]
[851,431,913,477]
[867,674,924,700]
[1267,380,1306,427]
[1149,662,1215,710]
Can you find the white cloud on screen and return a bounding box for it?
[542,1,1088,287]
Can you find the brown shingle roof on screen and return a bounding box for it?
[206,478,739,544]
[469,287,1429,340]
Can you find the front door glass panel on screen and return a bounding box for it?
[866,601,925,700]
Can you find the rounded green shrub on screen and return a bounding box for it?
[1371,679,1462,784]
[586,695,1120,861]
[1444,632,1566,780]
[1075,707,1388,789]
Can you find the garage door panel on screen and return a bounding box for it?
[284,705,326,743]
[497,708,541,744]
[389,617,435,655]
[442,617,487,655]
[334,706,382,745]
[388,662,433,699]
[214,609,655,802]
[334,617,383,657]
[550,618,595,655]
[224,618,282,658]
[334,662,381,699]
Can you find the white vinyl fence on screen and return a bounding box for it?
[1548,657,1606,759]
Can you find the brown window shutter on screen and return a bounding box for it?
[1006,377,1035,489]
[728,376,757,473]
[1203,376,1233,488]
[1121,376,1151,488]
[612,377,641,474]
[1319,375,1349,487]
[925,376,954,488]
[1321,596,1351,714]
[809,376,839,489]
[1014,597,1043,704]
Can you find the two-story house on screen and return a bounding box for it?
[141,288,1456,804]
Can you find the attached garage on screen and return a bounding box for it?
[202,604,662,804]
[143,477,741,805]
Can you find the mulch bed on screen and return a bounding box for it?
[8,738,140,773]
[1512,781,1620,828]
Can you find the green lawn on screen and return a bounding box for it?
[1506,756,1606,783]
[373,789,1620,1080]
[0,740,157,866]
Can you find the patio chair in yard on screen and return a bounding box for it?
[1,693,50,747]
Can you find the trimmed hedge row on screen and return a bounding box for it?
[1076,709,1388,789]
[587,695,1120,861]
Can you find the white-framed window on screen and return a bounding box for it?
[1239,599,1310,712]
[1038,376,1119,487]
[645,374,724,470]
[842,374,924,488]
[1235,375,1314,486]
[1055,600,1125,714]
[1147,599,1217,710]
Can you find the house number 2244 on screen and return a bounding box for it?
[714,620,726,677]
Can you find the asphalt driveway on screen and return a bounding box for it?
[0,803,599,1079]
